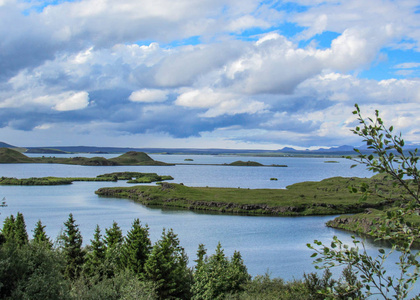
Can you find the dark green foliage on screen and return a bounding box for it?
[2,214,16,243]
[104,221,123,250]
[84,225,106,278]
[70,270,157,300]
[103,221,124,276]
[0,242,69,299]
[144,228,191,299]
[303,266,363,299]
[33,220,52,248]
[235,274,308,300]
[120,219,151,276]
[192,242,250,300]
[60,213,85,280]
[1,213,28,246]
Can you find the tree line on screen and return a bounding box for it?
[0,212,361,299]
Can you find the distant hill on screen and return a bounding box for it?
[228,160,264,166]
[0,148,34,163]
[0,142,16,148]
[109,151,171,166]
[5,141,418,156]
[0,148,172,166]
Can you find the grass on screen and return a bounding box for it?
[0,172,173,186]
[95,175,401,216]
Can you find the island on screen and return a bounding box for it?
[95,175,397,216]
[226,160,287,167]
[0,148,287,167]
[0,172,174,185]
[0,148,173,166]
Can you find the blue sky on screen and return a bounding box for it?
[0,0,419,149]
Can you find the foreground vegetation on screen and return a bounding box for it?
[0,172,174,185]
[0,212,364,300]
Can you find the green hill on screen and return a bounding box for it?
[0,148,34,163]
[228,160,264,166]
[0,141,16,148]
[109,151,172,166]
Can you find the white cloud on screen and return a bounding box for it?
[394,62,420,69]
[53,91,90,111]
[175,88,268,117]
[129,89,168,103]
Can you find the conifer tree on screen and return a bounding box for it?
[227,250,251,292]
[103,221,123,274]
[32,220,52,248]
[61,213,85,280]
[120,218,151,276]
[104,221,123,252]
[144,228,191,299]
[84,224,106,277]
[2,214,15,243]
[192,242,250,300]
[14,212,28,246]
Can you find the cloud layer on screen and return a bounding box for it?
[0,0,419,148]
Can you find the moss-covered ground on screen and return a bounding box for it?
[0,172,173,185]
[95,175,406,216]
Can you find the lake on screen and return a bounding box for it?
[0,154,403,282]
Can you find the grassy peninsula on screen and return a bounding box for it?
[227,160,287,167]
[0,148,173,166]
[0,172,173,185]
[95,175,401,216]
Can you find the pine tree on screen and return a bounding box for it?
[226,250,251,292]
[191,242,250,300]
[61,213,85,280]
[14,212,28,246]
[120,218,151,276]
[84,224,106,277]
[103,221,123,274]
[32,220,52,248]
[2,214,16,243]
[104,221,123,252]
[144,228,191,299]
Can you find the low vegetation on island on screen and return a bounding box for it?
[227,160,287,167]
[95,174,399,216]
[0,172,174,186]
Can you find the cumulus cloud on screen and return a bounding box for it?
[53,91,90,111]
[0,0,419,148]
[129,89,168,103]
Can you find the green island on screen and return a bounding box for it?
[95,173,420,241]
[0,148,173,166]
[0,172,174,185]
[0,148,287,167]
[95,174,397,216]
[226,160,287,167]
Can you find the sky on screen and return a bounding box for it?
[0,0,419,150]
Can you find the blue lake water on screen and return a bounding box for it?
[0,155,407,284]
